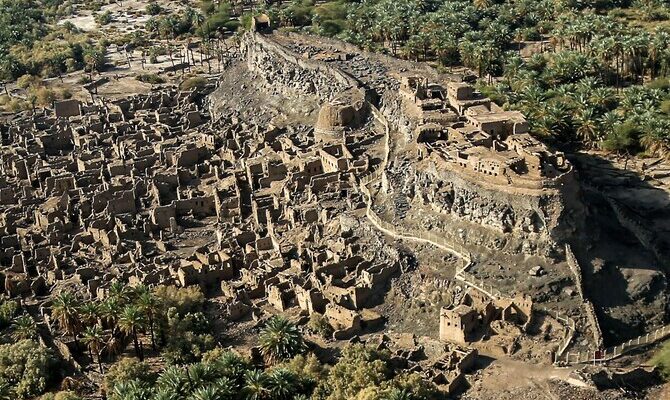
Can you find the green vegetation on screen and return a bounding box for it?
[94,11,113,26]
[145,8,201,40]
[39,391,83,400]
[251,0,670,156]
[0,340,58,399]
[180,76,208,91]
[145,2,163,16]
[48,284,214,379]
[136,73,166,84]
[198,1,240,38]
[259,316,307,364]
[0,297,18,329]
[306,313,334,338]
[104,340,439,400]
[652,340,670,379]
[0,0,102,80]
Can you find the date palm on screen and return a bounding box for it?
[82,324,106,373]
[268,368,298,399]
[574,107,600,143]
[153,388,181,400]
[191,386,217,400]
[156,365,188,396]
[12,314,37,341]
[118,305,147,360]
[242,370,270,400]
[258,316,305,364]
[135,286,159,350]
[386,388,412,400]
[186,362,217,393]
[215,351,250,385]
[109,281,132,303]
[79,301,101,327]
[51,291,81,343]
[100,297,122,329]
[214,376,236,398]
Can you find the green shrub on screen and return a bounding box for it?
[259,316,306,364]
[145,2,162,16]
[661,99,670,115]
[153,286,204,314]
[601,121,639,152]
[306,313,333,338]
[180,76,208,91]
[652,340,670,380]
[16,75,42,89]
[647,78,670,91]
[40,391,83,400]
[136,73,165,84]
[0,340,58,399]
[103,358,153,393]
[0,298,18,328]
[94,11,113,25]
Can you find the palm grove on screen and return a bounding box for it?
[4,0,670,155]
[261,0,670,157]
[0,283,440,399]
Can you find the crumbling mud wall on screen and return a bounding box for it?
[240,32,361,101]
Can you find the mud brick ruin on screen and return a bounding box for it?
[1,17,665,395]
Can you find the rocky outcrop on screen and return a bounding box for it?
[380,89,584,256]
[240,32,360,101]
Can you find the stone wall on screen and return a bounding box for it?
[240,32,361,102]
[566,244,604,348]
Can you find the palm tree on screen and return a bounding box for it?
[156,365,188,396]
[159,17,178,68]
[599,111,622,138]
[574,107,600,143]
[386,388,412,400]
[268,368,298,399]
[214,376,236,399]
[118,305,147,360]
[100,297,122,329]
[258,316,305,364]
[51,291,81,344]
[153,388,181,400]
[109,281,132,303]
[186,362,218,393]
[82,324,106,373]
[191,386,219,400]
[12,314,37,340]
[79,301,101,327]
[0,380,14,400]
[112,380,150,400]
[639,117,670,157]
[242,370,270,400]
[135,287,159,350]
[214,351,250,385]
[589,87,617,111]
[105,331,125,360]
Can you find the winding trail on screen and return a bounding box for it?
[358,106,670,365]
[358,106,583,363]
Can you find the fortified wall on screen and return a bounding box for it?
[241,32,361,102]
[240,31,372,140]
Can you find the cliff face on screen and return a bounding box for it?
[380,93,585,257]
[420,169,581,243]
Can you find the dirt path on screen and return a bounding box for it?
[465,357,584,400]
